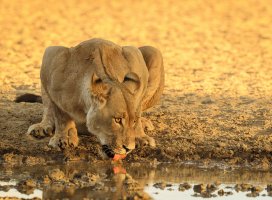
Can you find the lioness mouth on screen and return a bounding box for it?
[102,145,127,161]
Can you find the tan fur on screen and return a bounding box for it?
[27,38,164,155]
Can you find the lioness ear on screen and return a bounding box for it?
[123,72,140,93]
[91,73,110,99]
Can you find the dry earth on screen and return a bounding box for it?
[1,0,272,169]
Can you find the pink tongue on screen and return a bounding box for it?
[112,154,126,161]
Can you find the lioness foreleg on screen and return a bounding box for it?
[27,87,54,138]
[135,117,156,147]
[48,103,79,149]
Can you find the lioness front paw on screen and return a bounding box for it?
[48,128,79,149]
[27,123,54,139]
[136,135,156,148]
[141,117,155,131]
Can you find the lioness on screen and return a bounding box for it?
[18,38,164,157]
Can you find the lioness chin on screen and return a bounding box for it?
[17,38,164,159]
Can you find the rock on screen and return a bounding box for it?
[235,183,252,191]
[48,169,66,182]
[166,183,172,187]
[42,175,51,185]
[153,182,166,190]
[251,186,263,193]
[201,97,214,104]
[18,179,36,188]
[17,179,37,195]
[179,182,191,190]
[178,186,185,191]
[267,184,272,192]
[127,191,152,200]
[72,172,101,188]
[23,156,46,166]
[241,183,253,191]
[235,184,242,192]
[2,153,23,164]
[206,183,217,192]
[200,191,215,198]
[225,191,233,196]
[246,192,259,197]
[218,189,224,196]
[193,184,206,193]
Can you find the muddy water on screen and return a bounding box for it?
[0,162,272,200]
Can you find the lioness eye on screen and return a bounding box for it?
[115,118,122,124]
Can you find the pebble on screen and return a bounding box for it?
[218,189,224,196]
[251,186,263,193]
[48,169,66,182]
[267,184,272,192]
[179,182,191,190]
[193,184,206,193]
[153,182,166,190]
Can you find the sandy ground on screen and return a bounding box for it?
[1,0,272,169]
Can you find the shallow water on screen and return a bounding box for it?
[0,162,271,199]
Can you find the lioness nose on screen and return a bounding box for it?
[123,144,135,153]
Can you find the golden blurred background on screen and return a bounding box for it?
[1,0,272,98]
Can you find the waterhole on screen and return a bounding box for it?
[0,162,271,199]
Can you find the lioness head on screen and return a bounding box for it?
[83,39,149,156]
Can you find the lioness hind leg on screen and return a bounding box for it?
[135,46,164,148]
[139,46,164,111]
[48,103,79,150]
[27,87,54,139]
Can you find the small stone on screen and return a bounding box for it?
[267,184,272,192]
[200,191,214,198]
[235,184,242,192]
[42,175,51,185]
[246,192,259,197]
[206,184,217,192]
[49,169,66,181]
[178,186,185,191]
[201,97,214,104]
[218,189,224,196]
[19,179,36,188]
[193,184,206,193]
[225,191,233,196]
[179,182,191,190]
[251,186,263,193]
[238,183,252,191]
[153,182,166,190]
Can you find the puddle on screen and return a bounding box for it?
[0,162,271,199]
[146,184,271,199]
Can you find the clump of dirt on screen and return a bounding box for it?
[48,169,67,182]
[2,153,47,166]
[178,182,191,191]
[72,172,100,187]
